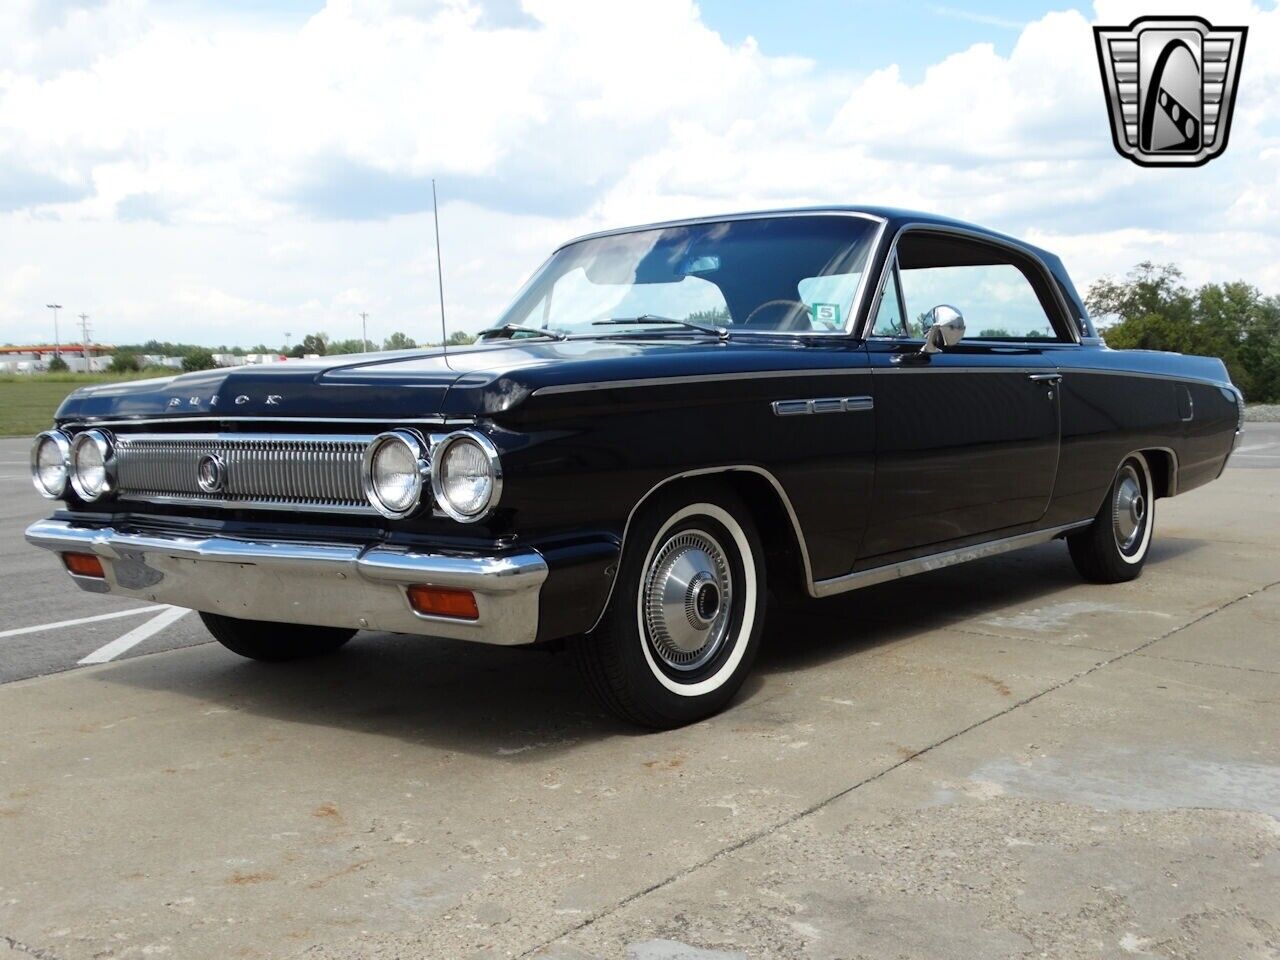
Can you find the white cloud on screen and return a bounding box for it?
[1,0,1278,347]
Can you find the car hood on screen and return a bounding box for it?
[54,338,816,423]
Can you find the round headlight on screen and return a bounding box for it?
[362,430,428,519]
[70,429,115,501]
[31,430,72,499]
[431,431,502,523]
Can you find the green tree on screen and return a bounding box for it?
[182,348,216,372]
[47,355,69,372]
[383,331,418,350]
[109,351,142,373]
[1084,261,1280,399]
[446,330,477,346]
[299,332,329,356]
[687,307,730,324]
[327,338,369,355]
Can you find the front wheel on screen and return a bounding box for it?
[1068,453,1155,583]
[200,612,356,662]
[573,483,767,728]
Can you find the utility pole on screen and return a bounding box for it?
[46,304,62,360]
[78,313,91,370]
[359,312,369,352]
[284,331,292,352]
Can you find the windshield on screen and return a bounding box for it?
[495,214,880,336]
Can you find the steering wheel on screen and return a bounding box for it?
[742,299,812,331]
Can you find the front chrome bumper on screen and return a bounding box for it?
[25,519,547,645]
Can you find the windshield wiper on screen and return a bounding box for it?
[477,322,568,342]
[592,315,730,340]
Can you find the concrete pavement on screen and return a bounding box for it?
[0,434,1276,959]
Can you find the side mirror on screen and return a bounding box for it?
[921,304,965,354]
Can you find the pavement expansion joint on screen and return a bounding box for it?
[1134,652,1280,676]
[2,934,65,960]
[516,577,1280,958]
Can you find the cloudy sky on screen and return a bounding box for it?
[1,0,1277,349]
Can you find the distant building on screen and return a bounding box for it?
[0,344,114,373]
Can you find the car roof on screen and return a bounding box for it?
[559,205,1048,261]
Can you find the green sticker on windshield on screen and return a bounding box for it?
[812,303,840,327]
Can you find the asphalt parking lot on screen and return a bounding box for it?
[1,428,1277,959]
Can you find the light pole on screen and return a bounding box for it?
[284,331,292,353]
[359,312,369,352]
[78,313,91,370]
[46,304,61,360]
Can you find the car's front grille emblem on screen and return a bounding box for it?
[196,453,227,494]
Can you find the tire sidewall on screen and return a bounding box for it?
[1115,453,1154,566]
[608,487,766,723]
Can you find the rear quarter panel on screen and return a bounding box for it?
[1048,345,1238,525]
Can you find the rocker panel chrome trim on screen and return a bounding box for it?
[812,521,1093,598]
[590,466,1095,632]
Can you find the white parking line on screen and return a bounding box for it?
[79,606,189,664]
[0,605,168,640]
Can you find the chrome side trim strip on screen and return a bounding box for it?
[533,367,869,398]
[772,396,874,416]
[65,415,472,428]
[1063,367,1234,390]
[593,469,1096,630]
[811,521,1093,598]
[876,366,1046,375]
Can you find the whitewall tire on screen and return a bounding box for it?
[573,483,767,728]
[1068,452,1155,583]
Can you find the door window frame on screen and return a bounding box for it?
[870,255,912,339]
[859,224,1082,346]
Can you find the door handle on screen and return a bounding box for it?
[1028,373,1062,382]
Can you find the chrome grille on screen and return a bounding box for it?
[112,433,374,513]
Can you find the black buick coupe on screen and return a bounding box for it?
[27,208,1244,727]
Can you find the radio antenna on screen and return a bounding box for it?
[432,178,448,358]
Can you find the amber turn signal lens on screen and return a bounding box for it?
[62,552,105,579]
[406,584,479,620]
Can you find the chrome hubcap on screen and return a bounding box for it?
[1112,464,1146,553]
[643,529,733,672]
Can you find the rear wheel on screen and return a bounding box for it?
[573,483,767,728]
[200,612,355,662]
[1068,453,1155,583]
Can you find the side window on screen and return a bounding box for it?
[871,264,906,337]
[894,234,1064,341]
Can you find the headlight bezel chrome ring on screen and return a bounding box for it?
[430,430,503,524]
[362,429,431,520]
[69,428,117,502]
[30,429,72,500]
